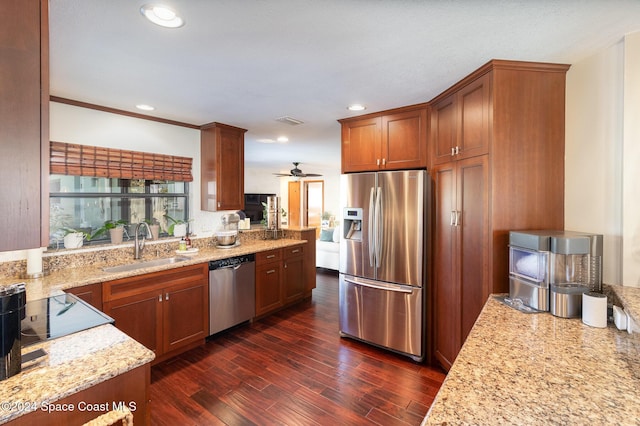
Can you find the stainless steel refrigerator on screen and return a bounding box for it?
[339,169,427,362]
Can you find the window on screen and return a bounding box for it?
[49,176,189,247]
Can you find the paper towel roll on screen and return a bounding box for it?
[582,292,607,328]
[26,247,43,275]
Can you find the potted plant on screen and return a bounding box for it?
[164,215,189,237]
[145,218,161,240]
[61,228,89,249]
[90,219,128,244]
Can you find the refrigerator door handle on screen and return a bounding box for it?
[343,277,414,294]
[368,187,376,267]
[374,186,383,268]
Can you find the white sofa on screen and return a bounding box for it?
[316,226,340,271]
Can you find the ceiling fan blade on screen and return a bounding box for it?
[273,173,292,177]
[304,173,323,177]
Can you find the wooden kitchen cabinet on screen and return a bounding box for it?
[6,364,150,426]
[255,244,308,317]
[431,74,490,166]
[102,263,209,364]
[0,0,49,251]
[339,105,428,173]
[65,283,103,310]
[255,249,283,317]
[433,156,488,369]
[283,245,304,304]
[200,122,246,211]
[300,228,317,293]
[430,60,568,370]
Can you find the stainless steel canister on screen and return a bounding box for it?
[1,283,26,380]
[549,283,589,318]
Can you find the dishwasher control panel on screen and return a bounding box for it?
[209,253,255,270]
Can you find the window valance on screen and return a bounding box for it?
[50,141,193,182]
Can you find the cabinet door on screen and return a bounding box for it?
[104,290,163,355]
[457,155,489,343]
[163,280,209,354]
[457,74,491,160]
[341,116,382,173]
[432,162,458,371]
[66,283,103,310]
[431,94,457,166]
[201,123,246,211]
[300,229,317,292]
[216,125,245,210]
[0,0,48,250]
[283,253,304,304]
[381,108,428,170]
[255,261,283,316]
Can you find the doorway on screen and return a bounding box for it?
[304,180,324,238]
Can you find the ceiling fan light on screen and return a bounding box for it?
[140,4,185,28]
[277,136,289,143]
[135,104,155,111]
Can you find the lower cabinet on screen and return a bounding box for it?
[7,364,150,426]
[102,263,209,364]
[65,282,102,310]
[256,245,306,317]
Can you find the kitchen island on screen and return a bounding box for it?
[423,286,640,425]
[0,325,154,425]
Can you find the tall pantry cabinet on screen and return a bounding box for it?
[431,60,569,370]
[0,0,49,250]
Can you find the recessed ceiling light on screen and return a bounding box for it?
[136,104,155,111]
[140,4,185,28]
[348,104,366,111]
[277,136,289,143]
[256,138,275,144]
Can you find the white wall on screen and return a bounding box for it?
[623,32,640,286]
[565,32,640,287]
[49,102,229,237]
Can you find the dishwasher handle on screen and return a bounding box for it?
[209,253,255,270]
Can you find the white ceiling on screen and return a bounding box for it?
[49,0,640,174]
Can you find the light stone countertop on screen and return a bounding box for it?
[3,238,305,302]
[0,325,155,424]
[0,238,306,424]
[423,288,640,425]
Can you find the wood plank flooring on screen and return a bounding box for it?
[150,270,446,425]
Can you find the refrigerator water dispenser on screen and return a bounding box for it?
[343,208,363,241]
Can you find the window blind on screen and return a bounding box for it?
[50,141,193,182]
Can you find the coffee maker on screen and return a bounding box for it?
[509,230,603,315]
[1,283,26,381]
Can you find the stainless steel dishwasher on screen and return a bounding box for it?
[209,253,255,335]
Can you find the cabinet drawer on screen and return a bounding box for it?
[256,249,282,264]
[283,245,304,258]
[103,263,208,302]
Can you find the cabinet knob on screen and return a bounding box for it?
[158,294,162,302]
[267,269,276,274]
[381,158,386,166]
[376,159,380,166]
[165,293,170,301]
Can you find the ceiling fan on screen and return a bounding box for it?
[273,162,322,178]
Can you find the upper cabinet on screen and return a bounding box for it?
[0,0,49,250]
[200,122,246,211]
[339,105,429,173]
[431,73,490,166]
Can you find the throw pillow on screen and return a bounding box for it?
[320,228,334,241]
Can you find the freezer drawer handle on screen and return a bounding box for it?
[344,277,413,294]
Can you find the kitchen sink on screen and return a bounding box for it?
[103,256,191,273]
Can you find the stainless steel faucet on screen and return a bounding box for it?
[134,222,153,259]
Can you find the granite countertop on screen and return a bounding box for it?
[5,238,305,302]
[423,287,640,425]
[0,325,155,424]
[0,237,306,424]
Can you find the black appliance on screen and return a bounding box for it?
[243,193,275,224]
[1,283,25,380]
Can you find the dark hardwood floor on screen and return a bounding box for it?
[150,270,446,425]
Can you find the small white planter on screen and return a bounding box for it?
[109,227,124,244]
[63,232,84,249]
